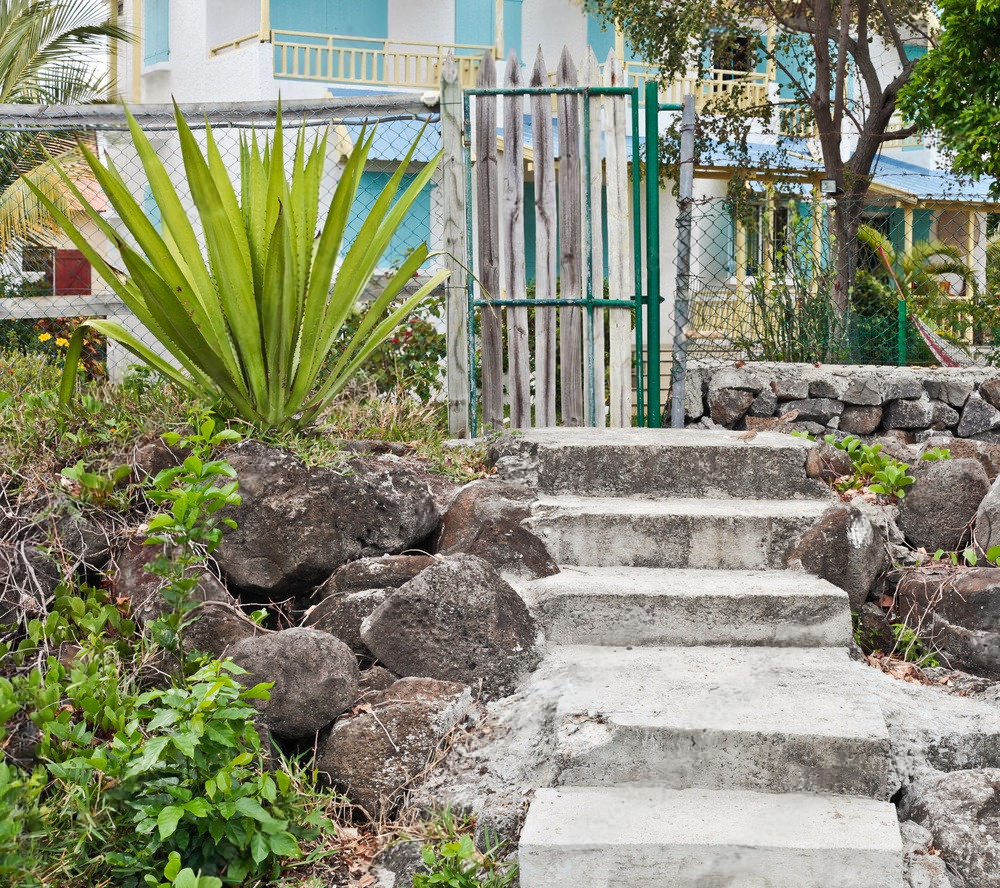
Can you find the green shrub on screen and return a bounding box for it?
[30,104,449,432]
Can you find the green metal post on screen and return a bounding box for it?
[631,89,645,427]
[644,79,660,427]
[897,299,907,366]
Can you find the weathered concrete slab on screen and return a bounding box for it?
[540,645,892,798]
[519,566,851,647]
[492,427,832,500]
[526,495,830,569]
[519,785,904,888]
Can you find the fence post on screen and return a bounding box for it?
[670,95,695,429]
[644,80,661,427]
[441,55,470,438]
[897,299,908,367]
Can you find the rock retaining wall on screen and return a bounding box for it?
[686,362,1000,441]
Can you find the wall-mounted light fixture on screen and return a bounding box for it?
[820,178,839,196]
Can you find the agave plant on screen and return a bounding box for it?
[29,104,448,431]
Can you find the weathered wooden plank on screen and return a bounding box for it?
[503,51,531,428]
[582,46,606,426]
[441,53,470,438]
[556,47,584,427]
[475,52,504,431]
[604,50,634,427]
[530,48,557,427]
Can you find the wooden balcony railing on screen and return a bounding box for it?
[622,63,768,110]
[271,31,489,89]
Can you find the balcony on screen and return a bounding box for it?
[621,63,769,110]
[271,31,489,89]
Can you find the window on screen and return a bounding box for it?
[143,0,169,65]
[712,34,754,76]
[20,248,91,296]
[732,202,796,276]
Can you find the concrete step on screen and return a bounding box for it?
[520,566,851,647]
[526,495,830,569]
[541,645,891,798]
[519,785,904,888]
[495,427,832,500]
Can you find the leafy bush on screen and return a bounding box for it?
[822,433,915,499]
[338,289,446,402]
[30,104,449,432]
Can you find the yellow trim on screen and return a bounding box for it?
[131,0,142,101]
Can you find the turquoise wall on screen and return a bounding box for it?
[345,172,432,266]
[270,0,388,37]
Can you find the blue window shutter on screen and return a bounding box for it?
[587,12,615,61]
[503,0,522,58]
[456,0,494,50]
[143,0,169,65]
[345,171,432,265]
[914,209,933,244]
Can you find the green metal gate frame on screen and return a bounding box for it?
[462,81,654,435]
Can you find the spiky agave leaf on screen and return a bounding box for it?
[30,103,449,432]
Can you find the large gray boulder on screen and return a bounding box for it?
[777,398,844,425]
[304,588,388,657]
[895,568,1000,678]
[360,555,540,698]
[958,394,1000,438]
[115,540,233,626]
[228,627,359,739]
[975,474,1000,554]
[898,459,989,552]
[923,436,1000,482]
[318,677,472,816]
[320,555,437,597]
[437,481,558,579]
[839,404,883,436]
[900,769,1000,888]
[785,502,889,610]
[215,442,440,598]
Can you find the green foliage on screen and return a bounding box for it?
[921,446,952,462]
[30,103,449,432]
[823,433,916,498]
[897,0,1000,198]
[732,206,848,363]
[891,623,940,669]
[414,813,517,888]
[337,289,446,402]
[142,413,242,661]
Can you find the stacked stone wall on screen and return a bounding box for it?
[687,363,1000,441]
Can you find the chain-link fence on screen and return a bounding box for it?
[0,96,444,380]
[672,187,1000,372]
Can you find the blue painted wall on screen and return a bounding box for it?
[455,0,522,56]
[270,0,388,38]
[344,171,432,265]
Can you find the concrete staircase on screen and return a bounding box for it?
[512,428,904,888]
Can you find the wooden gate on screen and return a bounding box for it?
[442,46,644,436]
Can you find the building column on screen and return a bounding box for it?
[903,204,914,257]
[260,0,270,40]
[495,0,504,58]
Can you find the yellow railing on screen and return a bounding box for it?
[271,31,489,89]
[623,64,769,110]
[209,31,264,57]
[885,112,922,149]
